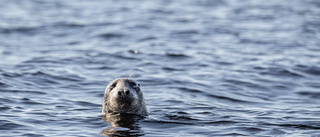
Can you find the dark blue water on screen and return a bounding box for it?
[1,0,320,136]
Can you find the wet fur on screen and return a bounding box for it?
[102,78,147,116]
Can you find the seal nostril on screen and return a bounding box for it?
[125,90,130,95]
[118,91,122,96]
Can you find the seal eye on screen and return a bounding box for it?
[109,83,116,90]
[129,81,139,90]
[132,84,139,89]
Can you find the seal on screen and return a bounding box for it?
[102,78,147,116]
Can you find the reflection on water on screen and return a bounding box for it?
[101,114,145,136]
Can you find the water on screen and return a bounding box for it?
[0,0,320,136]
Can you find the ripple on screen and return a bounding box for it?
[238,126,266,133]
[178,87,204,94]
[266,123,320,130]
[22,133,45,137]
[1,89,46,95]
[165,52,190,59]
[0,120,25,130]
[296,91,320,99]
[0,26,39,34]
[162,66,186,71]
[0,98,16,104]
[20,98,43,105]
[298,65,320,76]
[208,94,252,103]
[138,36,157,42]
[143,119,195,126]
[260,67,304,78]
[0,106,11,111]
[0,81,9,87]
[223,79,269,91]
[171,30,199,35]
[75,101,100,107]
[164,114,198,121]
[204,120,239,126]
[97,32,124,39]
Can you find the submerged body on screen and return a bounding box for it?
[102,78,147,116]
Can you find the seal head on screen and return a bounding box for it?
[102,78,147,116]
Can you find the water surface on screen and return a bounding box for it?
[0,0,320,136]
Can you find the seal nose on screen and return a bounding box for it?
[118,90,130,96]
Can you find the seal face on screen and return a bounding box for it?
[102,78,147,116]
